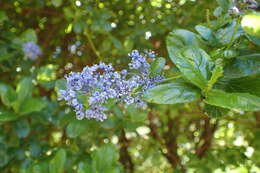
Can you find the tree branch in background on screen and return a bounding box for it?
[148,111,185,172]
[195,117,218,158]
[254,112,260,128]
[119,129,134,173]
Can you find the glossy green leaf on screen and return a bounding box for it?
[150,57,166,75]
[19,98,47,115]
[216,21,244,45]
[223,75,260,97]
[175,47,214,88]
[144,81,201,104]
[206,59,223,92]
[166,29,204,64]
[204,89,260,111]
[224,54,260,78]
[247,34,260,46]
[195,25,213,41]
[49,149,66,173]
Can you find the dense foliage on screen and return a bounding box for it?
[1,0,260,172]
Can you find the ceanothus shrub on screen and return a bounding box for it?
[58,50,164,121]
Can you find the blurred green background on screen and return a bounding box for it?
[1,0,260,172]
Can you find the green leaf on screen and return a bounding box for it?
[66,120,87,138]
[21,29,37,42]
[30,162,50,173]
[16,77,33,101]
[73,20,86,34]
[206,59,223,92]
[224,54,260,78]
[195,25,213,41]
[150,57,166,75]
[167,29,204,64]
[204,104,228,118]
[55,79,67,91]
[51,0,63,7]
[0,11,8,22]
[49,149,67,173]
[92,144,119,172]
[0,83,16,107]
[15,119,30,138]
[19,98,47,115]
[0,149,9,167]
[0,109,18,122]
[247,34,260,46]
[216,21,244,45]
[204,89,260,111]
[223,75,260,97]
[110,36,122,49]
[13,77,33,112]
[223,49,239,59]
[77,161,93,173]
[37,64,57,89]
[175,47,214,89]
[0,48,13,61]
[144,81,201,104]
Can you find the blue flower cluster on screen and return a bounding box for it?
[58,50,164,121]
[22,42,42,60]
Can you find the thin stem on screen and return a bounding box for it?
[227,19,240,50]
[84,29,102,61]
[161,75,182,83]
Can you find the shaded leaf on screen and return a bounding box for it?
[247,34,260,46]
[204,104,228,118]
[19,98,47,115]
[21,29,37,42]
[66,120,87,138]
[224,54,260,78]
[0,83,16,107]
[0,109,18,122]
[92,144,119,172]
[15,119,30,138]
[150,57,166,75]
[49,149,67,173]
[204,89,260,111]
[223,75,260,97]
